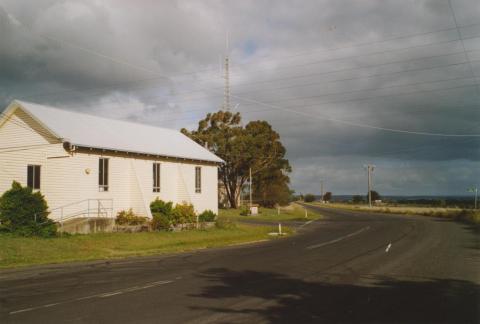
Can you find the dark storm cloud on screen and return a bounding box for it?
[0,0,478,195]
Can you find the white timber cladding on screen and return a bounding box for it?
[0,101,220,220]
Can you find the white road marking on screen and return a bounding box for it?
[306,226,370,250]
[10,307,36,315]
[9,280,173,315]
[385,243,392,252]
[299,220,314,229]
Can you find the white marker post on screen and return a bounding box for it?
[278,223,282,235]
[385,243,392,253]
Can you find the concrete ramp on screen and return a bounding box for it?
[59,217,115,234]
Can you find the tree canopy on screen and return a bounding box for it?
[368,190,381,202]
[181,111,291,208]
[323,192,332,202]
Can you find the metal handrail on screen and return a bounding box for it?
[48,199,114,231]
[52,207,114,223]
[49,198,113,212]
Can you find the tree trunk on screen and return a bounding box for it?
[227,185,237,208]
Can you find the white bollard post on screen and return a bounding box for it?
[278,223,282,235]
[305,208,308,218]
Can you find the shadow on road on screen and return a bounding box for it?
[191,268,479,323]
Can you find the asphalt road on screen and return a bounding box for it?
[1,206,479,323]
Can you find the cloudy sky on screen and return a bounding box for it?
[0,0,479,196]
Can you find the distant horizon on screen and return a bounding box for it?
[308,194,474,199]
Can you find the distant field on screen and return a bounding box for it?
[219,203,323,222]
[0,223,286,269]
[310,202,480,223]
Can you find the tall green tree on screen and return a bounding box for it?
[253,158,291,207]
[181,111,290,208]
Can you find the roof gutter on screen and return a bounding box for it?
[72,144,223,166]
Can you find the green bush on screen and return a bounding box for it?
[0,181,56,237]
[150,198,173,215]
[171,202,196,225]
[151,212,172,231]
[115,209,148,225]
[240,205,250,216]
[304,194,316,202]
[199,210,216,222]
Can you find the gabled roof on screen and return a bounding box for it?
[2,100,223,164]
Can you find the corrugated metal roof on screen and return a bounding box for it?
[14,100,223,163]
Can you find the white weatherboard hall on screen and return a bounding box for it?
[0,100,223,223]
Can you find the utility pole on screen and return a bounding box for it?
[364,164,375,207]
[320,180,324,202]
[249,167,253,208]
[467,187,478,209]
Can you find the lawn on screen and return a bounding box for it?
[218,203,323,222]
[0,223,286,268]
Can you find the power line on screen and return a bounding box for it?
[228,85,480,137]
[9,8,479,102]
[151,80,479,125]
[23,49,479,111]
[5,13,479,137]
[152,81,479,125]
[8,78,477,139]
[18,37,480,104]
[447,0,480,94]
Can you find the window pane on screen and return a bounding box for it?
[153,164,156,187]
[158,164,160,189]
[34,165,41,189]
[99,159,103,186]
[104,159,109,186]
[195,167,201,193]
[153,163,160,192]
[99,158,109,191]
[27,165,34,188]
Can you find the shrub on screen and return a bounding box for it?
[198,210,216,222]
[150,198,173,216]
[0,181,56,237]
[150,199,175,231]
[304,194,315,202]
[115,209,148,225]
[352,195,364,204]
[151,213,172,231]
[171,202,196,225]
[240,205,250,216]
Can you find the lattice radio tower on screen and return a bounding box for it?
[222,32,231,112]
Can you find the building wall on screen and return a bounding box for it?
[0,108,219,220]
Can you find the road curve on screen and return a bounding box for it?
[1,206,479,323]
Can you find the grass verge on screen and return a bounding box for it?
[218,203,323,222]
[0,223,288,269]
[309,202,480,224]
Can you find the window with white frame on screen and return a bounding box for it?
[195,166,201,193]
[153,163,161,192]
[27,165,41,189]
[99,158,109,191]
